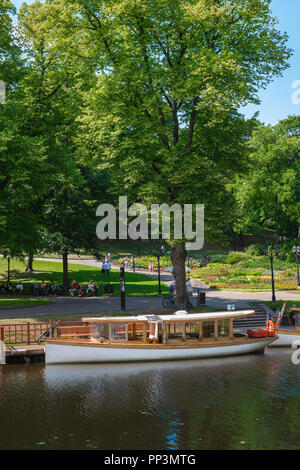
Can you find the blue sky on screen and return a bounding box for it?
[11,0,300,126]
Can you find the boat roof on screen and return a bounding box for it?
[82,310,255,323]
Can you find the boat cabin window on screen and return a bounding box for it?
[112,323,129,341]
[218,320,230,338]
[184,322,200,339]
[167,322,184,339]
[202,321,215,338]
[90,323,110,341]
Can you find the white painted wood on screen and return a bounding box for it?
[0,340,6,365]
[45,338,275,365]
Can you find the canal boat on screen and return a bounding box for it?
[45,310,277,364]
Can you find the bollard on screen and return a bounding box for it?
[120,267,126,311]
[0,326,6,365]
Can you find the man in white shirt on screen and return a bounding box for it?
[16,282,24,294]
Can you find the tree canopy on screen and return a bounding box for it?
[234,115,300,240]
[0,0,296,306]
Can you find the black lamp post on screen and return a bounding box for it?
[152,244,165,295]
[264,242,279,302]
[293,245,300,287]
[264,236,286,302]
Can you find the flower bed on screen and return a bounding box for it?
[189,264,298,290]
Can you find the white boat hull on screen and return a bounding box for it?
[45,338,275,364]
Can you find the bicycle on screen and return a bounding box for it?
[162,294,175,308]
[162,294,194,310]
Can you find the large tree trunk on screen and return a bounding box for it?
[25,253,34,272]
[171,244,187,309]
[62,252,69,294]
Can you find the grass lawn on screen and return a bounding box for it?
[0,258,168,297]
[0,298,53,309]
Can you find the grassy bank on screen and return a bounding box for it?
[0,258,168,297]
[0,298,53,309]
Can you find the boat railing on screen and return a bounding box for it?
[57,321,92,341]
[56,321,150,342]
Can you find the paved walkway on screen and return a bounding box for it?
[1,289,299,319]
[0,257,299,318]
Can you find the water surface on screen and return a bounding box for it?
[0,349,299,450]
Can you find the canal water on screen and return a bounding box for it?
[0,349,299,450]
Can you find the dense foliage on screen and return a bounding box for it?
[0,0,298,303]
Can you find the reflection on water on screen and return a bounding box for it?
[0,350,299,450]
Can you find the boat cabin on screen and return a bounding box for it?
[69,310,257,346]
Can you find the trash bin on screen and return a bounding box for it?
[104,284,114,294]
[108,284,114,294]
[197,290,206,305]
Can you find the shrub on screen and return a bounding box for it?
[208,257,227,264]
[245,244,264,256]
[225,252,251,265]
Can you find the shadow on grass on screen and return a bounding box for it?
[0,260,169,297]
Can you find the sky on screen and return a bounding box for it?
[11,0,300,126]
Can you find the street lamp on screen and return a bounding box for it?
[264,242,279,302]
[293,245,300,287]
[152,244,165,295]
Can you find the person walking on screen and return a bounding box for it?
[106,260,111,278]
[124,256,129,270]
[101,260,107,277]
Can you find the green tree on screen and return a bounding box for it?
[0,0,99,271]
[234,115,300,240]
[0,0,49,259]
[14,0,292,306]
[42,167,111,292]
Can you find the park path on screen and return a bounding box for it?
[0,257,299,318]
[1,289,299,319]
